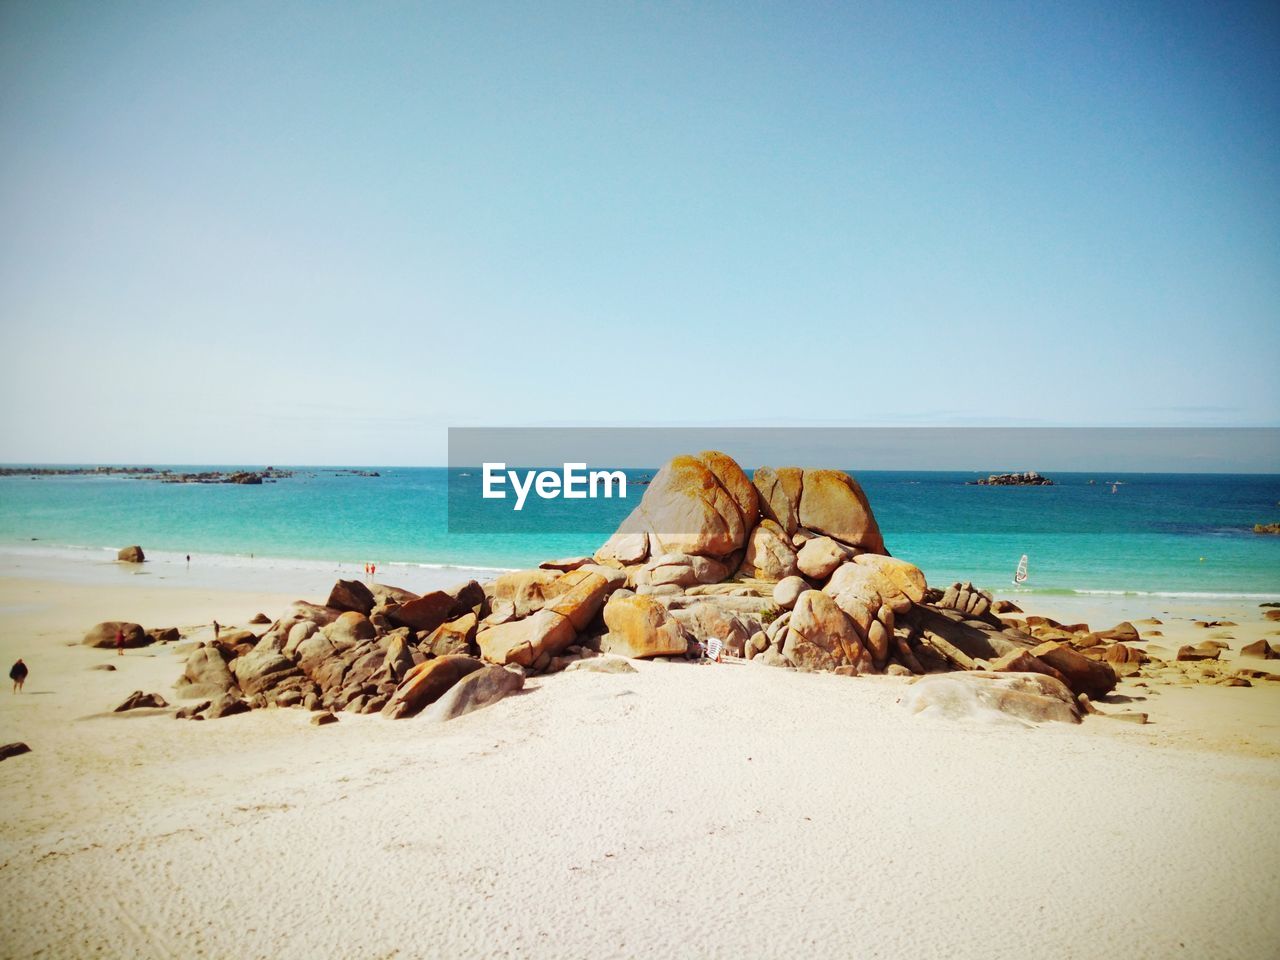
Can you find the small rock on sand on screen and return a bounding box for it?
[114,691,169,712]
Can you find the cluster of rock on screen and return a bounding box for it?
[162,451,1098,724]
[990,609,1278,696]
[0,466,169,477]
[148,468,292,484]
[968,471,1053,486]
[1252,522,1280,535]
[104,450,1269,729]
[0,466,292,484]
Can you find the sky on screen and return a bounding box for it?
[0,0,1277,465]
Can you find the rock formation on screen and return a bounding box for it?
[170,451,1280,728]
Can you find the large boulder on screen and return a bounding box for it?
[600,594,688,658]
[782,590,872,673]
[797,469,885,553]
[322,611,376,645]
[176,645,237,698]
[634,553,730,589]
[260,602,340,651]
[595,452,757,568]
[903,672,1081,725]
[772,576,808,610]
[543,569,614,630]
[489,569,563,619]
[476,609,576,667]
[381,655,484,719]
[83,621,147,648]
[796,536,851,581]
[852,555,926,607]
[423,613,478,657]
[117,545,145,563]
[1029,642,1118,700]
[327,579,374,615]
[752,466,804,536]
[667,600,756,658]
[388,591,459,633]
[422,665,524,722]
[741,520,799,581]
[232,638,300,697]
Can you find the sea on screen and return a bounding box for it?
[0,467,1277,603]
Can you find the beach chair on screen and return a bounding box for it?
[704,637,724,663]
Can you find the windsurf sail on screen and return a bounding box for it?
[1013,554,1028,585]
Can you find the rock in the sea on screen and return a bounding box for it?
[600,594,688,659]
[422,664,524,721]
[117,545,145,563]
[0,742,32,761]
[114,690,168,711]
[381,655,485,719]
[83,621,147,648]
[326,579,375,615]
[903,672,1081,725]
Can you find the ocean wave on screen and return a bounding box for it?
[1011,586,1279,600]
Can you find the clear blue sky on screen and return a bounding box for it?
[1,1,1276,464]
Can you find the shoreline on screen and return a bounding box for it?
[3,541,1275,612]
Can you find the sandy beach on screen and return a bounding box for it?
[2,563,1278,959]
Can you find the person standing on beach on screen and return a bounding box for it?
[9,659,27,693]
[114,627,125,656]
[213,620,220,642]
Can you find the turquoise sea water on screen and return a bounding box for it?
[0,467,1277,599]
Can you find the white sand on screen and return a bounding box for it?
[2,575,1279,958]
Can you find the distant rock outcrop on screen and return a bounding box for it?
[117,545,145,562]
[968,472,1053,486]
